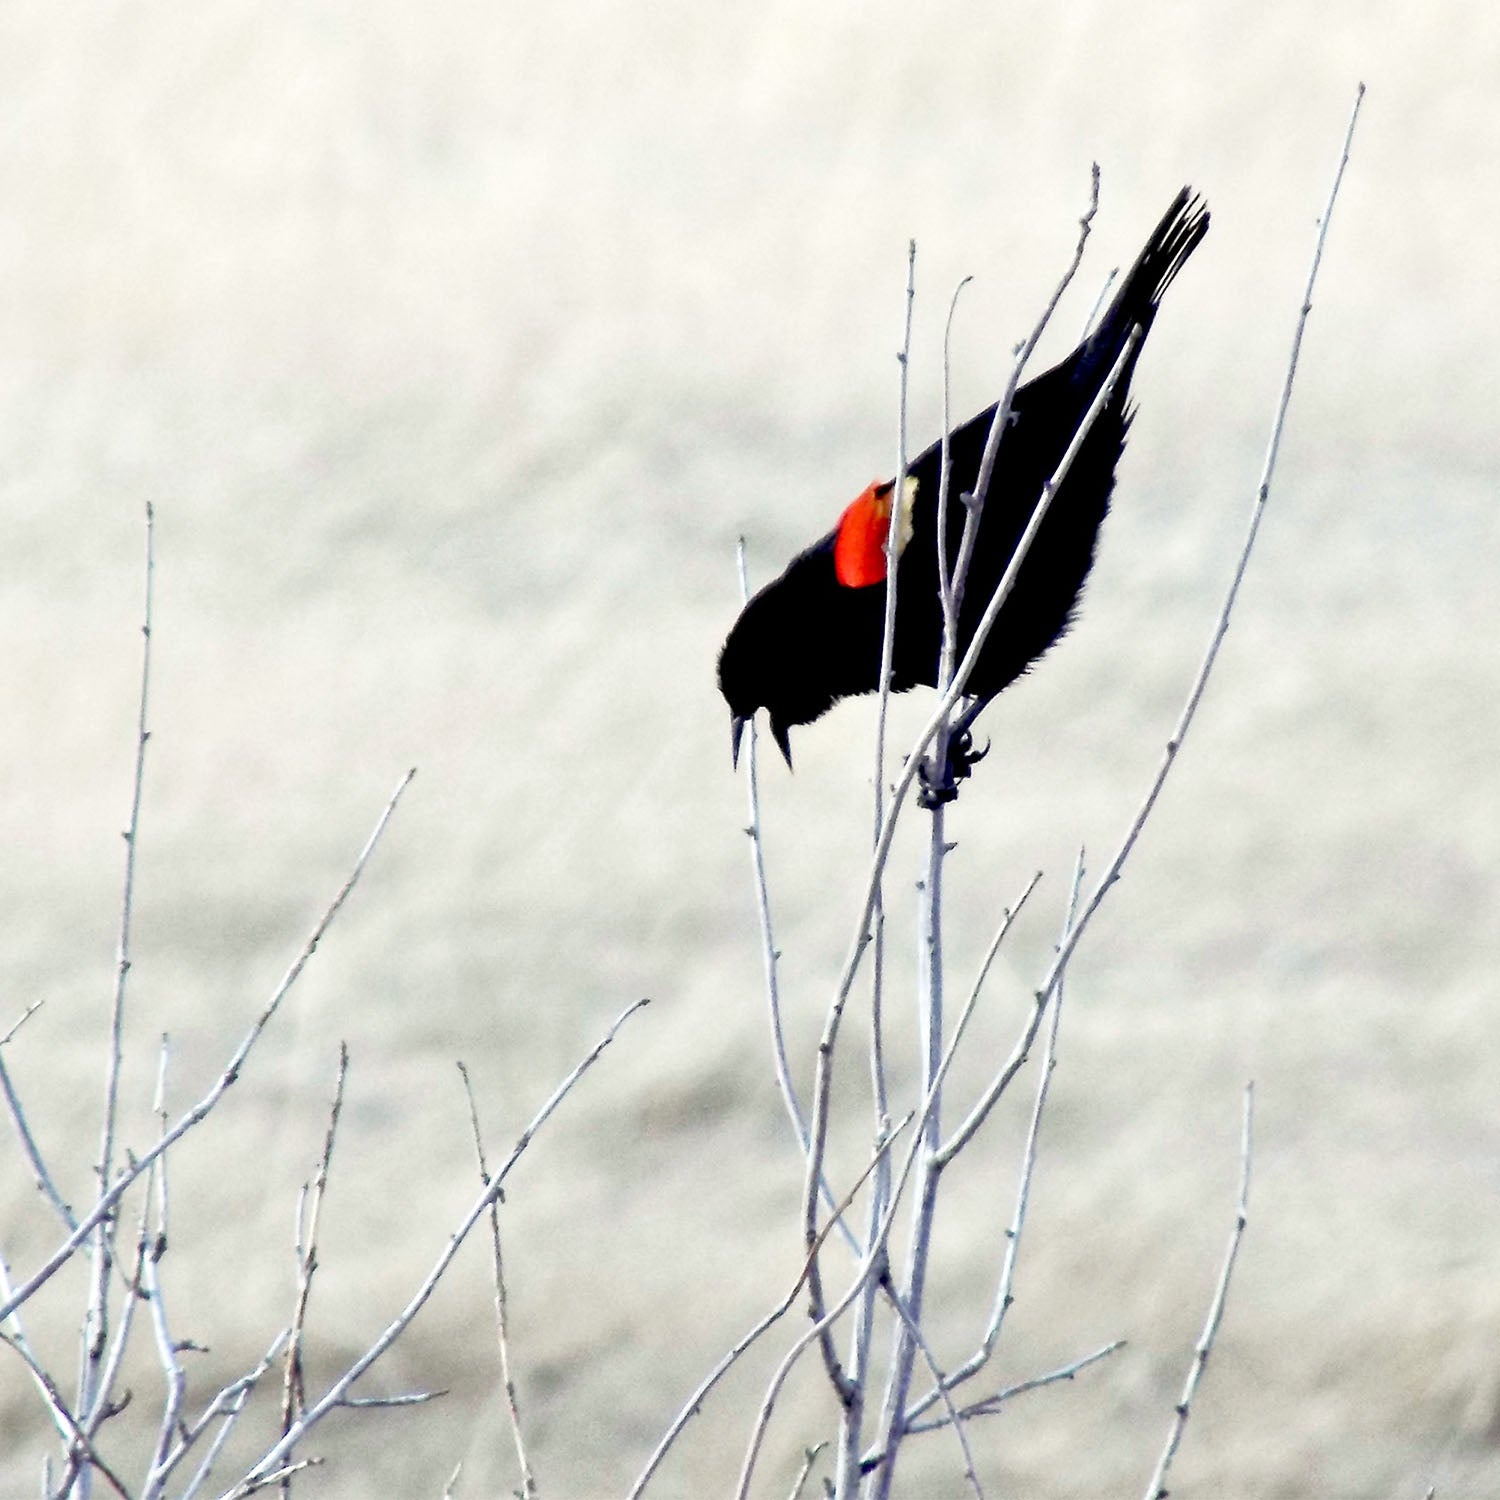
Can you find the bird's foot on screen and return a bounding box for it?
[916,730,990,809]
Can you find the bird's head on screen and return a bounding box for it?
[717,600,795,771]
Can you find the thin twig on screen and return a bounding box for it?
[0,1051,77,1231]
[219,1458,322,1499]
[877,1279,985,1499]
[736,539,795,1145]
[1142,1084,1254,1500]
[865,796,955,1492]
[925,170,1098,822]
[734,880,1058,1500]
[954,1338,1126,1419]
[805,319,1143,1228]
[0,998,46,1046]
[78,1077,166,1444]
[760,864,1036,1498]
[0,1255,75,1451]
[237,998,649,1488]
[936,936,1073,1169]
[82,500,156,1418]
[458,1060,538,1499]
[872,237,919,799]
[784,1443,827,1500]
[813,1114,914,1268]
[0,769,417,1327]
[143,1036,186,1500]
[172,1330,290,1500]
[864,246,996,1491]
[833,236,919,1424]
[630,1289,801,1499]
[835,235,919,1489]
[942,82,1365,1165]
[886,1339,1126,1448]
[935,275,974,631]
[796,326,1143,1497]
[950,167,1100,633]
[735,542,857,1256]
[962,870,1044,1022]
[280,1043,349,1497]
[0,1332,132,1500]
[1080,268,1118,339]
[628,1116,911,1500]
[335,1389,447,1408]
[798,193,1128,1356]
[81,1157,152,1441]
[909,854,1081,1428]
[730,1226,907,1500]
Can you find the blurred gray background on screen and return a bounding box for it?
[1,1,1497,1495]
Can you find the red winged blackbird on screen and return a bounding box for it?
[718,188,1209,784]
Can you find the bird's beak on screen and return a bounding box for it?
[730,714,748,769]
[771,718,793,770]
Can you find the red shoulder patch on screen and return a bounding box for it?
[833,477,917,588]
[834,482,892,589]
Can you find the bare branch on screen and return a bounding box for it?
[0,769,417,1327]
[0,997,47,1047]
[797,326,1144,1498]
[948,166,1100,636]
[173,1330,289,1500]
[629,1117,911,1500]
[237,997,649,1487]
[0,1050,77,1231]
[784,1443,827,1500]
[735,543,857,1257]
[143,1035,188,1500]
[790,785,1056,1489]
[458,1060,538,1499]
[1004,82,1368,1118]
[864,801,965,1491]
[631,1286,801,1500]
[908,854,1081,1427]
[963,1338,1126,1416]
[897,226,1101,1461]
[876,1282,985,1500]
[811,313,1143,1139]
[729,1235,900,1500]
[82,499,156,1418]
[961,869,1044,1020]
[873,237,919,797]
[100,497,155,1190]
[783,204,1131,1495]
[1142,1084,1254,1500]
[279,1043,348,1497]
[938,140,1352,1152]
[82,1154,153,1440]
[335,1389,447,1409]
[735,932,1063,1500]
[0,1331,132,1500]
[735,541,796,1143]
[1079,267,1118,339]
[891,1339,1126,1446]
[934,274,974,633]
[0,1254,76,1452]
[219,1457,323,1499]
[834,235,920,1481]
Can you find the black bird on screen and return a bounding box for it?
[718,188,1208,791]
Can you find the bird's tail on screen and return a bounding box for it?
[1088,187,1209,356]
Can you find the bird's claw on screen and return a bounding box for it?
[916,729,989,808]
